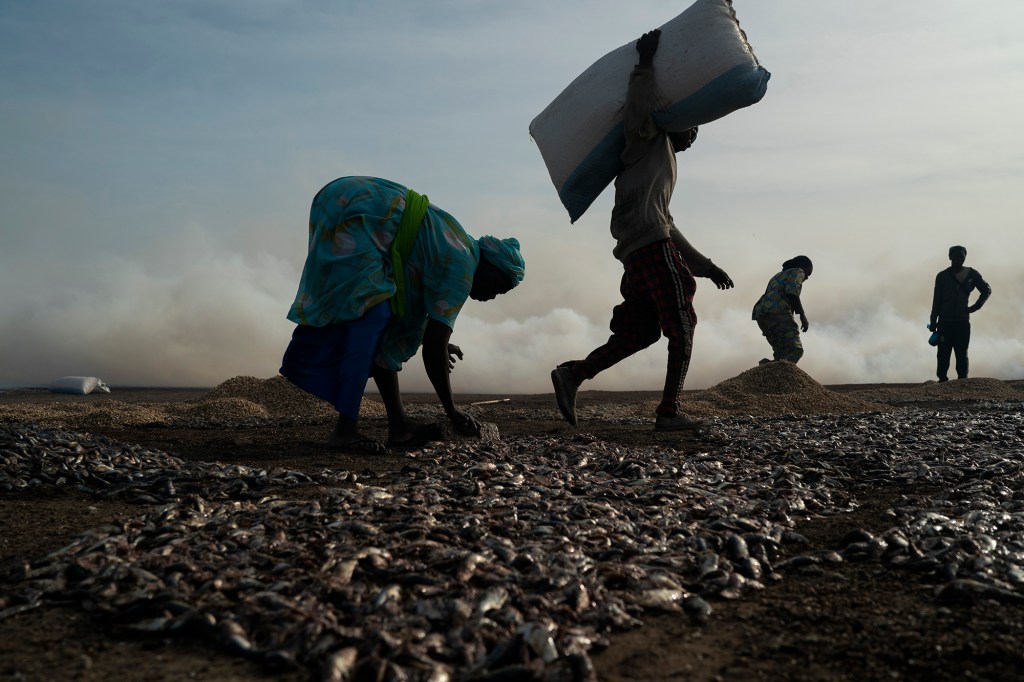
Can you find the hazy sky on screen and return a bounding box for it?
[2,0,1023,393]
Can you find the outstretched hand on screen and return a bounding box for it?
[708,263,734,290]
[447,343,464,371]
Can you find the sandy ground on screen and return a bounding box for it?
[2,376,1024,681]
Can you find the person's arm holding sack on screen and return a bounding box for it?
[620,30,664,165]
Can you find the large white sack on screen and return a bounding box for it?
[49,376,111,395]
[530,0,770,223]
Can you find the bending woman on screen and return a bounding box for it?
[751,255,813,364]
[281,176,525,451]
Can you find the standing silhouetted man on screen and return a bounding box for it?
[929,245,991,382]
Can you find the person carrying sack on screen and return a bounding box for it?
[549,29,734,433]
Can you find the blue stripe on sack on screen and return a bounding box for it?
[559,123,628,223]
[558,64,771,223]
[654,64,771,128]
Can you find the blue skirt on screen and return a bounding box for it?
[279,302,391,420]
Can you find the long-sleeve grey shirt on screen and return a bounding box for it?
[609,65,713,276]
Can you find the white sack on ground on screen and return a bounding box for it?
[530,0,770,223]
[49,376,111,395]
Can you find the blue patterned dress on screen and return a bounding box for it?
[281,177,483,420]
[287,176,480,371]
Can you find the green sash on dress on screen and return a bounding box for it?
[390,189,429,317]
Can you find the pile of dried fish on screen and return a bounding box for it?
[703,408,1024,604]
[4,402,1024,680]
[0,423,830,680]
[0,425,351,501]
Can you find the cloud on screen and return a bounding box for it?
[0,221,297,387]
[2,0,1023,393]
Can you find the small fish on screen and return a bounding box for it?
[322,646,358,682]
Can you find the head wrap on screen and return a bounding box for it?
[782,255,813,271]
[478,236,526,285]
[949,245,967,259]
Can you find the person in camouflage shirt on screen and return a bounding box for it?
[752,256,813,364]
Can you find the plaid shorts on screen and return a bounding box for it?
[622,238,698,329]
[575,239,697,416]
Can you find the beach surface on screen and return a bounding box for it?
[3,366,1024,681]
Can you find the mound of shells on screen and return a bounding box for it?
[847,377,1024,404]
[197,375,389,419]
[471,362,894,424]
[688,361,890,416]
[0,375,387,429]
[470,366,1023,425]
[0,400,174,428]
[3,367,1020,433]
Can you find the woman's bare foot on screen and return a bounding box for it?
[327,415,386,453]
[387,421,443,449]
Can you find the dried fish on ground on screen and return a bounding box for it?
[3,373,1024,680]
